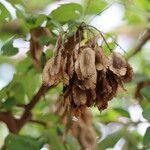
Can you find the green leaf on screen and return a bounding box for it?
[113,108,131,118]
[140,86,150,100]
[26,16,37,25]
[18,69,41,99]
[142,109,150,121]
[134,0,150,10]
[11,83,26,104]
[125,131,143,145]
[143,127,150,148]
[97,128,125,150]
[0,3,11,21]
[16,57,33,73]
[84,0,107,15]
[51,3,83,23]
[97,108,130,123]
[39,36,51,46]
[7,0,25,6]
[1,37,19,56]
[124,8,144,24]
[5,133,43,150]
[66,135,80,150]
[2,97,16,110]
[49,128,65,150]
[0,80,26,104]
[25,15,47,28]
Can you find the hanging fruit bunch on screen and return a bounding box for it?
[42,23,133,149]
[43,23,133,111]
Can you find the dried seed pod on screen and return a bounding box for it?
[79,47,96,78]
[109,52,127,76]
[75,58,84,80]
[79,127,97,150]
[72,84,87,106]
[42,59,52,86]
[62,56,70,85]
[43,24,134,149]
[95,47,109,71]
[121,64,133,83]
[42,33,63,86]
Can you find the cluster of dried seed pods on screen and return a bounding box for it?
[42,24,133,149]
[43,24,133,111]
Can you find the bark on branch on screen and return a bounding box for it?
[128,28,150,58]
[0,85,50,133]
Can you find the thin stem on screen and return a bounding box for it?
[87,25,112,51]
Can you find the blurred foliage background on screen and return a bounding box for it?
[0,0,150,150]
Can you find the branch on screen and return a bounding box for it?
[128,28,150,59]
[17,85,50,131]
[0,112,18,133]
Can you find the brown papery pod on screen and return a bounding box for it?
[95,47,108,71]
[72,84,87,106]
[121,64,133,83]
[79,47,96,78]
[42,33,63,86]
[109,52,127,76]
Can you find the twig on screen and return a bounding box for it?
[0,85,50,134]
[87,25,112,51]
[17,85,50,131]
[128,28,150,59]
[0,112,18,133]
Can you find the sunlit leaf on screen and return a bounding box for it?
[1,37,19,56]
[97,128,125,150]
[113,108,131,118]
[18,69,41,99]
[134,0,150,10]
[84,0,108,15]
[11,83,26,103]
[0,3,11,21]
[124,8,144,24]
[51,3,83,23]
